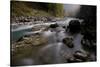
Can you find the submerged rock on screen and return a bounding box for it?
[62,37,74,48]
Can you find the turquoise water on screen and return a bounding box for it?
[11,28,32,42]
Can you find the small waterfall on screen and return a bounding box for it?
[73,33,83,51]
[38,27,66,63]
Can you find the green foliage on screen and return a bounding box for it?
[47,3,64,17]
[11,1,64,17]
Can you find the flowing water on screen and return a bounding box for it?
[11,18,95,66]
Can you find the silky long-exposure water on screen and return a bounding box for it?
[11,18,96,66]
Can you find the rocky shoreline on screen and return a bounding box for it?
[11,16,63,25]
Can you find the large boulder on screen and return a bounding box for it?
[64,50,89,63]
[67,20,81,33]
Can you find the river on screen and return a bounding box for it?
[11,17,96,66]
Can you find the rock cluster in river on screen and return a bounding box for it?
[12,35,48,55]
[66,50,89,63]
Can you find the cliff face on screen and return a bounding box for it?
[76,5,96,22]
[76,5,96,41]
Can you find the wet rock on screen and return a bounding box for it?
[24,35,31,37]
[41,17,47,22]
[34,32,41,35]
[74,59,83,62]
[73,50,89,61]
[46,17,53,21]
[21,35,48,46]
[49,23,59,28]
[62,26,66,29]
[67,57,76,63]
[13,35,48,51]
[67,20,81,33]
[62,37,74,48]
[67,57,83,63]
[19,18,30,22]
[16,35,31,42]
